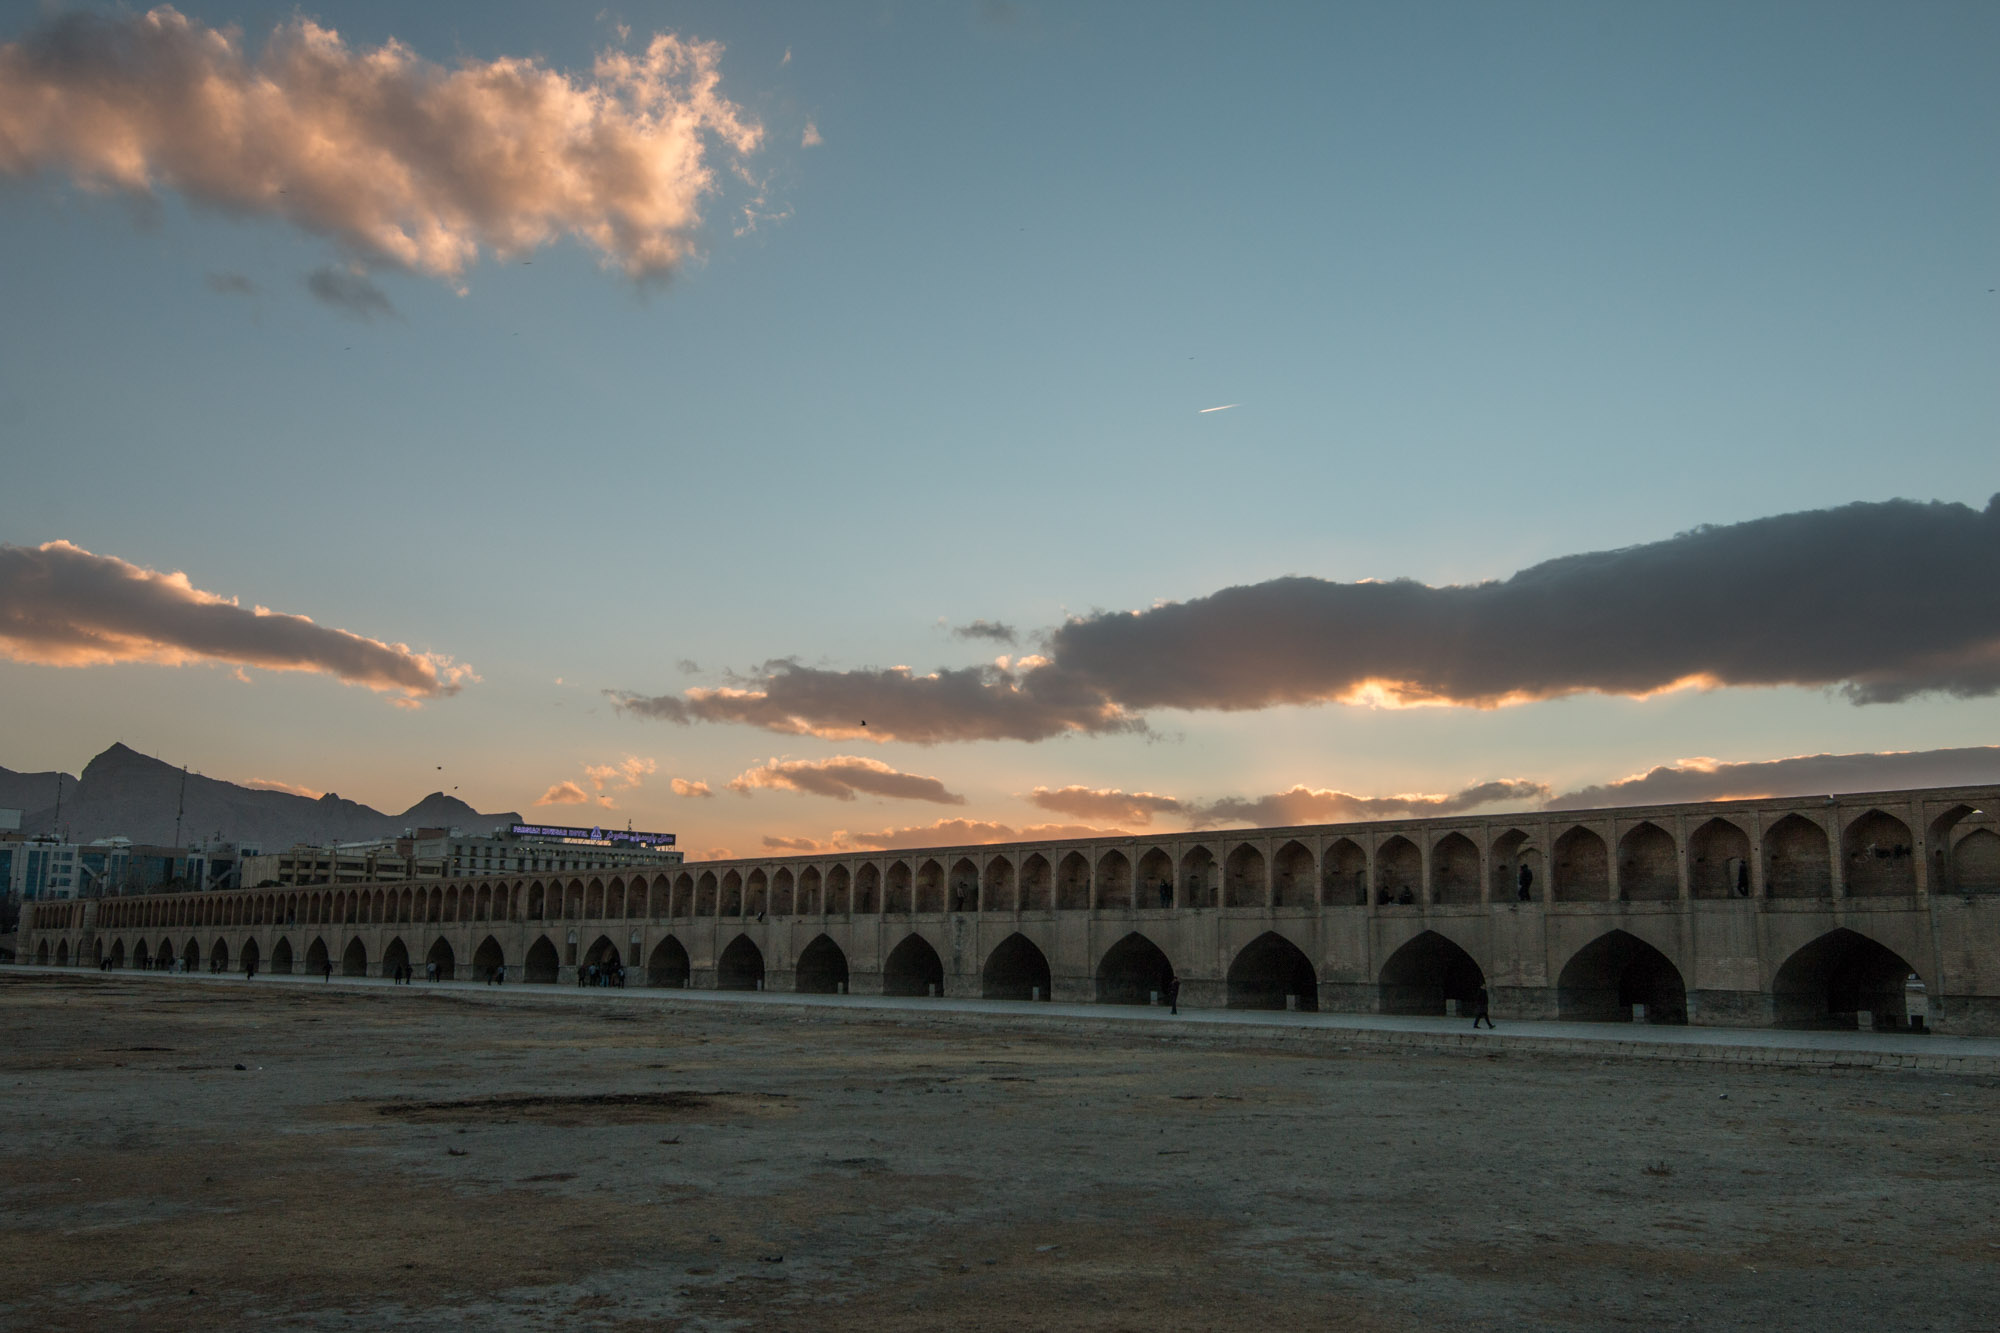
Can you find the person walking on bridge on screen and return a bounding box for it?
[1472,985,1494,1029]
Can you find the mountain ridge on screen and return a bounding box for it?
[1,744,521,849]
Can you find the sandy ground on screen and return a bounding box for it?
[3,973,1996,1331]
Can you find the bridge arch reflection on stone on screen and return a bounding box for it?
[22,786,2000,1033]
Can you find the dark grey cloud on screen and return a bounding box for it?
[205,271,258,296]
[1029,785,1187,825]
[727,755,967,805]
[611,496,2000,743]
[607,659,1141,744]
[1547,747,2000,810]
[0,540,473,699]
[305,266,397,321]
[1192,779,1551,828]
[952,619,1019,644]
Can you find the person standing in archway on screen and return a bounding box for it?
[323,959,332,983]
[1166,969,1181,1015]
[1472,985,1494,1029]
[1517,865,1534,903]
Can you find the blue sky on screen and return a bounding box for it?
[1,2,1996,855]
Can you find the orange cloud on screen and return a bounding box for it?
[536,781,590,806]
[0,540,473,702]
[243,777,323,799]
[0,7,762,283]
[670,778,714,798]
[1029,785,1186,825]
[760,817,1130,854]
[727,755,966,804]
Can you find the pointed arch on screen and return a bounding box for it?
[982,933,1051,1001]
[914,858,945,913]
[583,935,622,973]
[696,871,719,916]
[746,868,768,916]
[1773,929,1920,1030]
[647,936,691,988]
[797,865,822,915]
[1617,822,1678,901]
[1951,828,2000,894]
[884,860,913,913]
[524,935,561,984]
[1136,847,1173,910]
[1374,835,1421,904]
[826,864,852,914]
[382,937,410,977]
[1096,932,1174,1005]
[341,937,368,977]
[240,937,260,974]
[720,870,743,916]
[1688,817,1751,898]
[1557,930,1686,1023]
[884,933,945,996]
[1323,837,1367,906]
[1378,931,1484,1015]
[1228,932,1318,1010]
[1224,842,1266,908]
[305,937,329,975]
[855,863,881,913]
[1843,809,1917,897]
[474,935,505,982]
[1553,826,1609,901]
[717,935,765,990]
[427,936,456,980]
[1764,814,1831,898]
[1180,845,1216,908]
[772,868,795,915]
[948,857,979,912]
[795,935,849,994]
[1019,853,1052,910]
[1273,840,1315,908]
[1429,833,1480,905]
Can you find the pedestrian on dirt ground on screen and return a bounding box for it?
[1472,985,1494,1029]
[245,959,257,981]
[1166,971,1181,1015]
[494,963,505,985]
[323,960,333,982]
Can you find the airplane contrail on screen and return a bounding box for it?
[1198,403,1240,413]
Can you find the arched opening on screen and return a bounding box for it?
[1227,932,1319,1011]
[1020,854,1053,910]
[1557,931,1687,1023]
[1378,931,1485,1015]
[1553,827,1609,901]
[795,935,849,994]
[982,933,1051,1001]
[1374,836,1420,905]
[240,938,261,975]
[426,937,455,980]
[53,940,66,966]
[585,878,605,919]
[1181,846,1216,908]
[1617,822,1678,901]
[1765,814,1831,898]
[745,869,768,916]
[341,938,368,977]
[474,936,504,982]
[583,935,622,979]
[107,938,125,969]
[695,871,718,916]
[1952,828,2000,894]
[134,940,152,970]
[721,870,743,916]
[884,933,945,996]
[1773,929,1923,1030]
[771,868,795,915]
[884,861,913,913]
[305,937,329,975]
[269,937,293,975]
[643,936,688,987]
[1323,838,1367,906]
[1095,932,1174,1006]
[672,873,695,918]
[524,936,560,984]
[826,864,852,914]
[1491,829,1541,902]
[1137,848,1173,909]
[1224,843,1265,908]
[1056,852,1090,910]
[1843,810,1917,897]
[982,855,1016,912]
[855,863,881,914]
[717,935,766,990]
[948,857,978,912]
[1430,833,1480,905]
[1095,850,1132,910]
[1689,818,1751,899]
[914,859,945,913]
[798,866,822,915]
[1273,841,1314,908]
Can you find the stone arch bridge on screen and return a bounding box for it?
[21,785,2000,1033]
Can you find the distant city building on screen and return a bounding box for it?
[240,824,682,889]
[0,834,251,901]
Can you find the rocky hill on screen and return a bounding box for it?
[1,744,521,849]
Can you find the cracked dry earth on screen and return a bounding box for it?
[3,974,1997,1331]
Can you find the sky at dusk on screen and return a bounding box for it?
[2,1,1997,859]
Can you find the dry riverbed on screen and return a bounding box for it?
[3,972,1995,1331]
